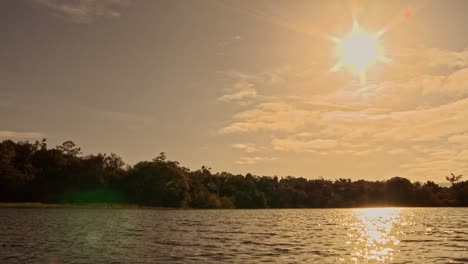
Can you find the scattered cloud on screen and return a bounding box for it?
[218,80,257,103]
[220,101,315,134]
[448,133,468,144]
[0,130,46,139]
[218,35,242,47]
[387,148,407,155]
[221,66,291,85]
[73,104,154,131]
[231,143,259,153]
[34,0,132,23]
[235,156,277,165]
[217,66,292,105]
[272,133,338,153]
[399,46,468,71]
[216,43,468,179]
[401,158,465,179]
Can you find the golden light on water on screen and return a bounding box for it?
[350,208,402,263]
[331,21,388,84]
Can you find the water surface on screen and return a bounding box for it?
[0,208,467,263]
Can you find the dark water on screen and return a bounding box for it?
[0,208,467,263]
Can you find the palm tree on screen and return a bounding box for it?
[446,172,463,185]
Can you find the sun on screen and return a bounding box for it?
[331,21,388,84]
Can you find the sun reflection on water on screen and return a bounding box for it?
[350,208,402,263]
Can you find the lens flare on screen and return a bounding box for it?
[331,20,388,84]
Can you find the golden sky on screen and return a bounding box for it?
[2,0,468,182]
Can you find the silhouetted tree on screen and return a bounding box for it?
[0,139,466,208]
[56,140,81,157]
[446,172,463,185]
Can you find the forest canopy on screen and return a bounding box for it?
[0,139,467,208]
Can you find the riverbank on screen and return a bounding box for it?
[2,203,466,210]
[0,202,165,209]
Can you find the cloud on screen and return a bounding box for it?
[235,156,277,165]
[448,133,468,144]
[400,46,468,70]
[272,133,338,153]
[0,130,46,139]
[73,104,154,131]
[392,68,468,102]
[257,65,291,85]
[34,0,132,23]
[221,63,468,172]
[455,150,468,162]
[387,148,407,155]
[218,80,257,103]
[310,96,468,177]
[221,65,291,84]
[397,145,468,180]
[305,101,354,111]
[314,96,468,145]
[376,100,467,142]
[401,158,465,179]
[220,101,315,134]
[271,132,378,156]
[231,143,259,153]
[218,35,242,47]
[218,44,468,179]
[218,66,292,104]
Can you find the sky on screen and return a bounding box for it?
[2,0,468,182]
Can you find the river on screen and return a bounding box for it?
[0,207,467,263]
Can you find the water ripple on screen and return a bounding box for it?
[0,208,467,263]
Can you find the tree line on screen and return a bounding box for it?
[0,139,467,208]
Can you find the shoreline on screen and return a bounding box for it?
[0,203,465,210]
[0,202,172,210]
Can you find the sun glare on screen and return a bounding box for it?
[331,21,387,84]
[352,208,402,262]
